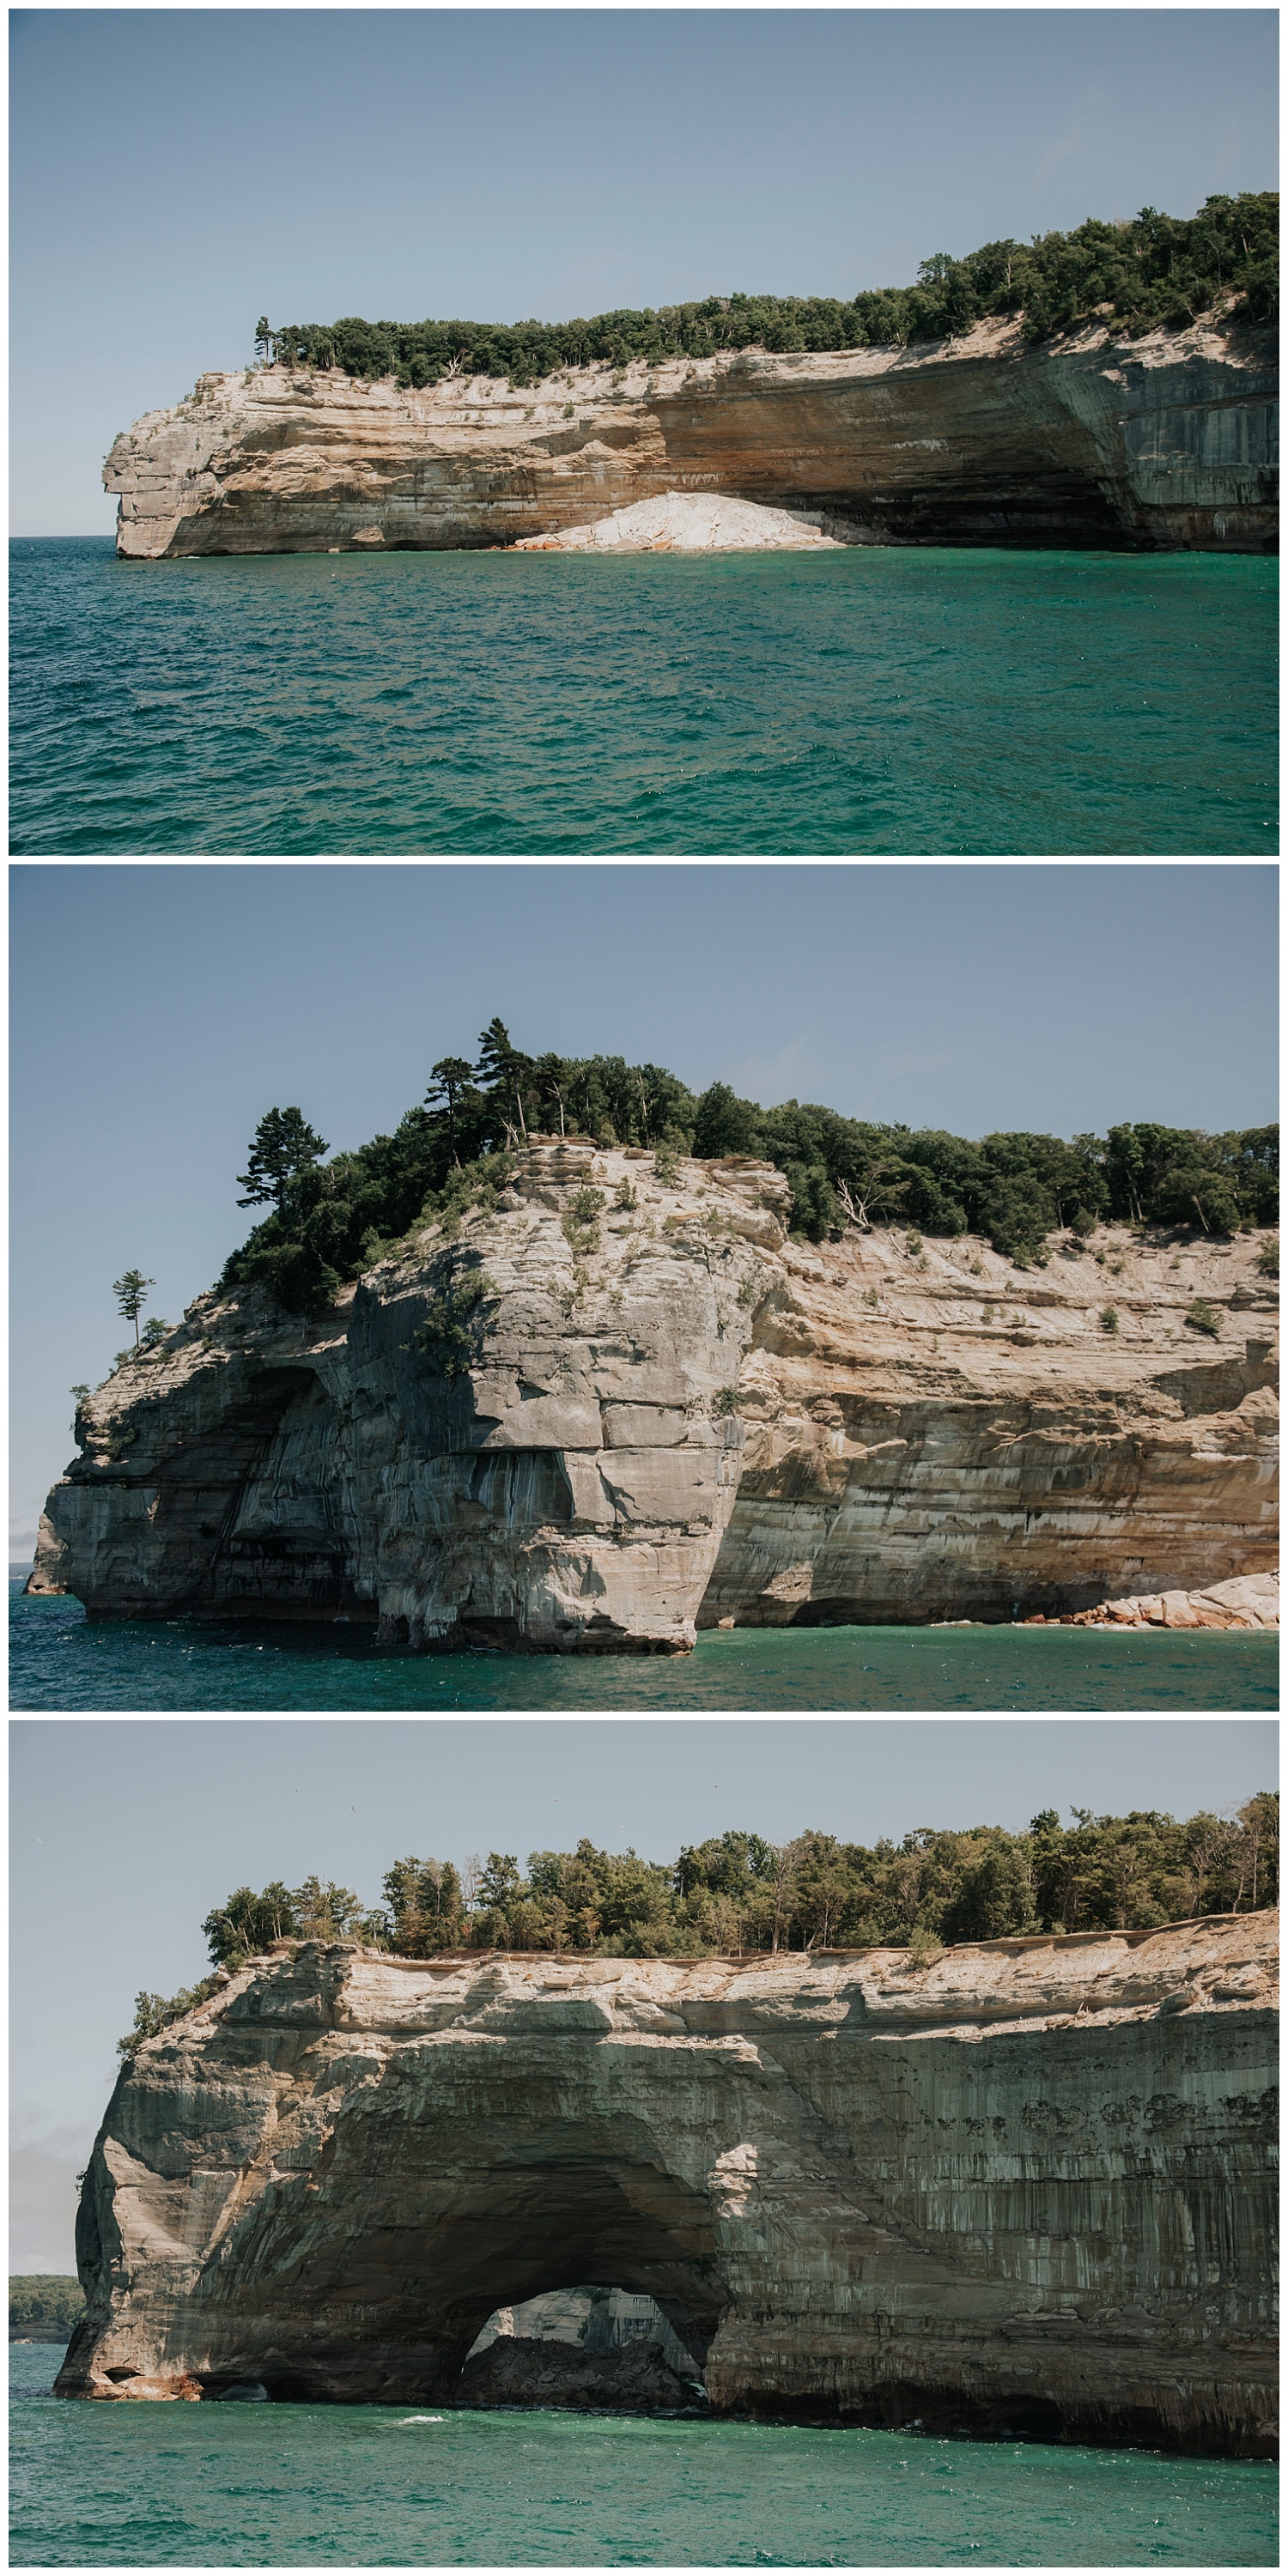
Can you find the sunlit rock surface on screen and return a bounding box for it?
[33,1151,1277,1650]
[104,317,1277,559]
[57,1919,1278,2453]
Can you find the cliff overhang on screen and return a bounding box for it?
[103,317,1278,559]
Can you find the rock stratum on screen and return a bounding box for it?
[104,315,1277,558]
[56,1918,1278,2454]
[33,1145,1278,1650]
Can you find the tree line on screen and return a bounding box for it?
[118,1795,1277,2052]
[255,195,1276,388]
[9,2276,86,2334]
[210,1015,1277,1313]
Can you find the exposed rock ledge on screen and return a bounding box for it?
[104,315,1277,558]
[32,1145,1278,1650]
[57,1917,1278,2454]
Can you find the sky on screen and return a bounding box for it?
[10,7,1279,533]
[9,858,1277,1546]
[10,1711,1279,2270]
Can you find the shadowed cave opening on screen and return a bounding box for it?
[187,1366,362,1618]
[201,2154,725,2411]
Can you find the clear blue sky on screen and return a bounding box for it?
[10,1712,1279,2270]
[10,8,1279,533]
[9,860,1277,1545]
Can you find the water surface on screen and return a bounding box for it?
[10,1585,1277,1710]
[10,539,1276,854]
[9,2349,1277,2567]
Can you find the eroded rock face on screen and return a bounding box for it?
[56,1919,1278,2454]
[36,1147,779,1652]
[702,1225,1279,1631]
[103,317,1277,559]
[33,1167,1278,1649]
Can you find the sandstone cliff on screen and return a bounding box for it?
[33,1146,1278,1650]
[56,1917,1278,2454]
[104,315,1277,558]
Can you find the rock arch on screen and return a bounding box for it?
[57,1934,1277,2452]
[196,2133,723,2403]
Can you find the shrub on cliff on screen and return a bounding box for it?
[411,1263,496,1378]
[117,1977,223,2057]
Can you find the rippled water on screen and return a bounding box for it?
[9,1585,1276,1711]
[9,2350,1278,2567]
[10,539,1276,854]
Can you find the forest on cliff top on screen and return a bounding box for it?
[120,1794,1278,2052]
[212,1015,1279,1314]
[259,193,1277,386]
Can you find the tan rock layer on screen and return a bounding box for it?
[33,1168,1278,1650]
[57,1918,1279,2454]
[103,317,1277,559]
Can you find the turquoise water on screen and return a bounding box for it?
[9,538,1276,855]
[9,1585,1276,1710]
[9,2351,1278,2567]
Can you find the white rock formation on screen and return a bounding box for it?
[512,491,841,550]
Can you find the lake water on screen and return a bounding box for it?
[9,539,1276,855]
[9,2349,1278,2567]
[9,1584,1277,1711]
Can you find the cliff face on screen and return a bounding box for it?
[56,1917,1278,2454]
[104,316,1277,558]
[33,1149,1278,1649]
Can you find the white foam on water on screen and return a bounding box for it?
[394,2414,446,2425]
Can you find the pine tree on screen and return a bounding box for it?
[424,1057,477,1166]
[237,1108,329,1215]
[476,1018,533,1140]
[112,1270,154,1346]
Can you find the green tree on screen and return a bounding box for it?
[254,315,272,364]
[381,1857,465,1954]
[476,1018,534,1141]
[532,1052,572,1136]
[424,1058,477,1166]
[692,1083,762,1160]
[201,1882,301,1967]
[291,1876,365,1941]
[237,1107,330,1215]
[940,1838,1038,1942]
[112,1269,154,1347]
